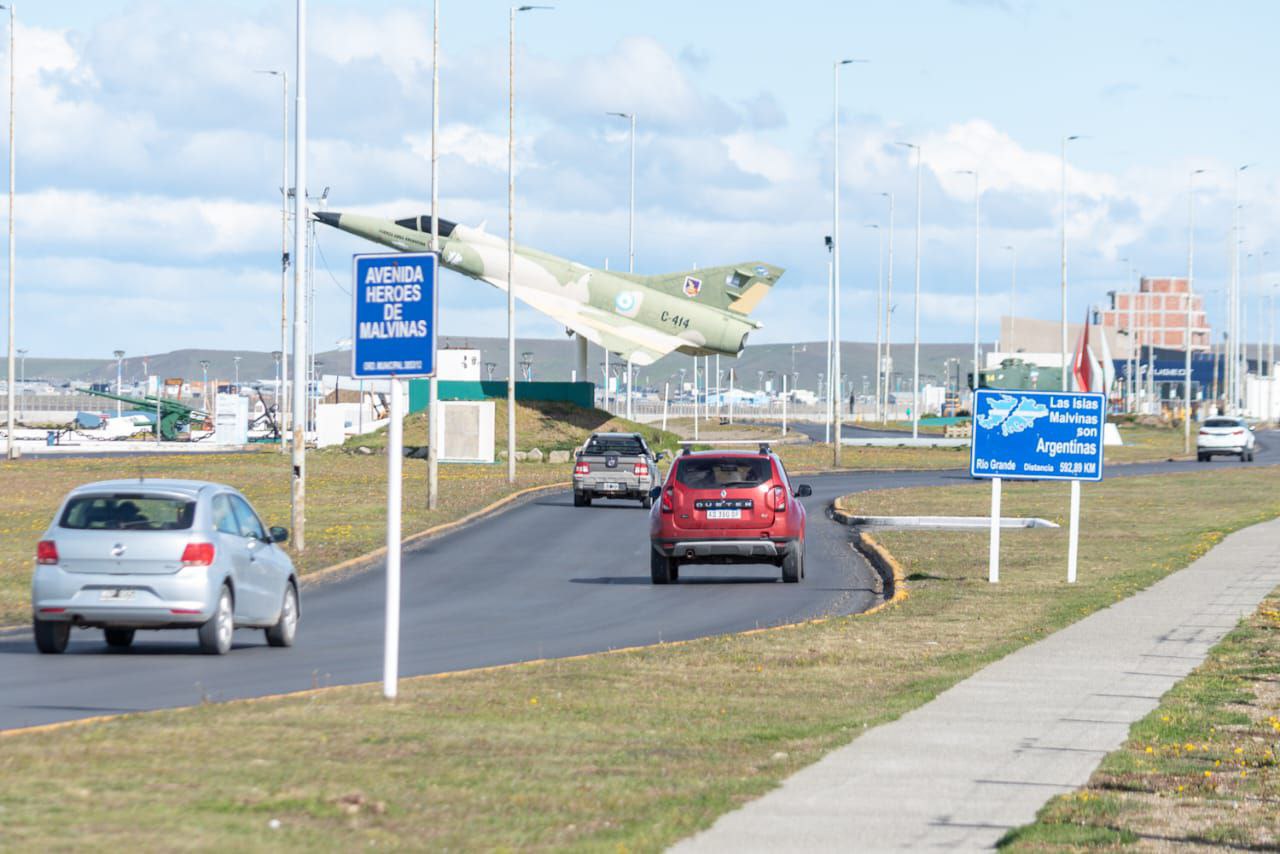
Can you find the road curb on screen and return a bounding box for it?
[831,505,908,615]
[299,480,572,588]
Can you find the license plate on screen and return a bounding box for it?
[99,589,135,601]
[706,509,741,520]
[601,482,623,491]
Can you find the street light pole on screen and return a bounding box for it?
[427,0,441,510]
[895,141,922,438]
[1185,169,1204,453]
[865,222,882,422]
[1060,134,1081,389]
[1002,245,1016,355]
[290,0,309,550]
[1,4,13,459]
[607,110,636,421]
[256,68,289,454]
[832,59,863,463]
[881,192,894,422]
[508,4,552,484]
[958,169,981,404]
[1229,165,1249,413]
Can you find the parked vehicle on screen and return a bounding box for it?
[1197,417,1256,462]
[573,432,664,507]
[648,444,810,584]
[31,479,299,655]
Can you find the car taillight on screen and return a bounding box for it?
[770,486,787,512]
[633,462,649,478]
[1232,429,1245,436]
[661,486,674,513]
[181,542,216,567]
[574,462,590,476]
[36,540,58,565]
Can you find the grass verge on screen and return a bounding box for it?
[999,591,1280,851]
[0,468,1277,850]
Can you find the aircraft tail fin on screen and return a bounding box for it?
[640,263,784,315]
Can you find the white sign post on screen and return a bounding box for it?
[970,389,1105,586]
[988,476,1002,583]
[352,251,438,701]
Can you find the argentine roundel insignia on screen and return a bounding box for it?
[682,276,702,298]
[614,290,643,318]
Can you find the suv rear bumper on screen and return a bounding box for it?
[653,537,796,562]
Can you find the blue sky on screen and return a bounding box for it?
[12,0,1280,358]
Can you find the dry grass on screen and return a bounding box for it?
[0,468,1277,850]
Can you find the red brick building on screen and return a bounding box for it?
[1099,276,1210,352]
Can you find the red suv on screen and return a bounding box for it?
[648,446,812,584]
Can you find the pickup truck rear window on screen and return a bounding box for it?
[584,437,646,455]
[60,494,196,531]
[676,457,772,489]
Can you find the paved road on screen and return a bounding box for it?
[1,432,1274,731]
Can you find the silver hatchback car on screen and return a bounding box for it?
[31,479,300,655]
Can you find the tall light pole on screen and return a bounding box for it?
[607,110,636,421]
[200,359,210,401]
[1185,169,1205,453]
[1228,164,1249,414]
[1,4,13,459]
[864,222,882,422]
[426,0,441,510]
[881,192,894,421]
[831,58,864,462]
[1119,256,1134,412]
[290,0,309,550]
[824,234,833,442]
[508,4,552,483]
[895,141,922,438]
[256,69,289,453]
[233,355,242,388]
[1060,134,1082,389]
[113,350,125,417]
[1002,245,1016,354]
[957,169,981,402]
[15,345,22,420]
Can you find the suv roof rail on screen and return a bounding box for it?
[675,439,773,456]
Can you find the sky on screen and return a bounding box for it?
[11,0,1280,359]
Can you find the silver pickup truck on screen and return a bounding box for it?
[573,432,664,508]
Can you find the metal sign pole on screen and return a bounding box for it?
[988,476,1001,583]
[1067,479,1081,583]
[383,376,403,699]
[782,374,788,436]
[661,381,669,432]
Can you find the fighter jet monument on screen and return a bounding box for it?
[315,211,783,367]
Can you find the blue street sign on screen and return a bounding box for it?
[970,389,1106,482]
[352,252,437,379]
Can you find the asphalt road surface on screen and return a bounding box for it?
[1,432,1274,731]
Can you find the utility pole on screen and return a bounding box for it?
[895,141,922,438]
[290,0,309,549]
[2,5,13,459]
[1184,169,1204,453]
[1060,135,1081,390]
[427,0,441,509]
[881,192,894,422]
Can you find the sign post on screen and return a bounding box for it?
[352,251,438,700]
[970,388,1105,584]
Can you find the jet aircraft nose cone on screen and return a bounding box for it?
[313,211,341,227]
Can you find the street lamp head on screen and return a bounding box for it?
[863,223,879,230]
[254,69,281,77]
[516,4,553,10]
[894,141,917,150]
[837,58,867,67]
[606,111,631,119]
[824,235,833,250]
[113,350,125,360]
[1065,134,1082,142]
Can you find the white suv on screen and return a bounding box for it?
[1197,417,1256,462]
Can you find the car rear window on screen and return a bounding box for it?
[584,436,645,455]
[60,494,196,531]
[1203,419,1241,428]
[675,457,772,489]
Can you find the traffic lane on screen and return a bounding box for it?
[0,484,879,731]
[4,438,1273,732]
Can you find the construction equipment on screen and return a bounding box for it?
[77,388,209,441]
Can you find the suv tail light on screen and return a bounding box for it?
[633,462,649,478]
[36,540,58,565]
[770,486,787,512]
[574,462,590,476]
[661,486,674,513]
[181,542,216,567]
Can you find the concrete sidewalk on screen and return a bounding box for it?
[674,517,1280,852]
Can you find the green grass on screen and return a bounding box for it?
[0,468,1277,850]
[1000,594,1280,851]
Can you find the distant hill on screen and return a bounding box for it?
[2,338,979,394]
